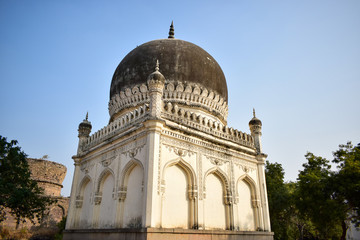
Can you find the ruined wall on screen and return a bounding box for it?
[27,158,67,196]
[2,158,69,234]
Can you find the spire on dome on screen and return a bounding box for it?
[155,59,159,72]
[253,108,256,117]
[168,21,174,39]
[85,112,88,121]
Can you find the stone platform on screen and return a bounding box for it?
[63,228,274,240]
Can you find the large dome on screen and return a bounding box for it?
[110,38,228,101]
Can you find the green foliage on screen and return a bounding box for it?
[265,161,292,240]
[296,152,343,239]
[266,142,360,240]
[0,135,54,227]
[332,142,360,227]
[54,216,67,240]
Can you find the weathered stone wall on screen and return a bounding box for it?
[27,158,67,196]
[1,158,69,236]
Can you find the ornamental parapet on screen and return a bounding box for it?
[82,104,149,151]
[161,102,254,148]
[109,81,228,122]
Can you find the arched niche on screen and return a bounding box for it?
[203,168,231,230]
[96,168,116,228]
[236,174,259,231]
[161,158,197,229]
[119,159,145,228]
[76,175,93,228]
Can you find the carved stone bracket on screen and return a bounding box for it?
[118,186,127,202]
[75,195,83,208]
[94,192,102,205]
[188,185,198,200]
[252,199,261,208]
[224,194,233,205]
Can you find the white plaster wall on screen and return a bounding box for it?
[162,165,189,228]
[98,174,115,228]
[79,181,93,228]
[237,180,255,231]
[123,165,143,227]
[204,174,226,229]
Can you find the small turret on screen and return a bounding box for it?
[77,113,92,155]
[249,109,263,153]
[147,60,165,119]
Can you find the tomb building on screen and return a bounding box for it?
[64,23,273,240]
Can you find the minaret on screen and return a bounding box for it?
[249,109,263,153]
[147,60,165,119]
[77,112,92,155]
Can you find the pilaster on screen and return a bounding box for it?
[65,157,82,229]
[143,120,165,227]
[256,154,271,231]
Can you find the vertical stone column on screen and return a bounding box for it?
[66,114,92,229]
[257,154,271,231]
[141,61,166,227]
[65,157,81,229]
[143,120,164,227]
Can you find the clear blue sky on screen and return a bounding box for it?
[1,1,359,196]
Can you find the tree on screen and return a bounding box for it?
[265,161,293,240]
[331,142,360,240]
[0,135,54,228]
[296,152,344,239]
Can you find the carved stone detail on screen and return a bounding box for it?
[94,192,102,205]
[118,186,127,202]
[164,144,195,157]
[75,195,83,208]
[80,162,94,174]
[208,156,225,166]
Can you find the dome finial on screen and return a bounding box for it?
[155,59,159,71]
[85,112,88,121]
[253,108,256,118]
[168,21,174,39]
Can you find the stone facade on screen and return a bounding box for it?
[65,26,273,240]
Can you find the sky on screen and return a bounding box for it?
[0,1,359,197]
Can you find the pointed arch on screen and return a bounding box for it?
[96,167,115,193]
[119,158,144,188]
[236,174,259,231]
[236,174,258,200]
[162,157,197,185]
[161,157,198,229]
[119,158,145,228]
[204,167,230,193]
[77,175,92,197]
[203,167,231,230]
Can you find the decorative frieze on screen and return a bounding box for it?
[163,81,228,121]
[109,81,229,123]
